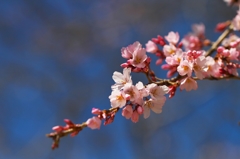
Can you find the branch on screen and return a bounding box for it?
[205,24,233,56]
[46,107,119,149]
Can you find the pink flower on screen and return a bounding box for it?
[193,56,207,79]
[165,31,179,45]
[156,58,163,65]
[136,81,149,98]
[146,40,158,53]
[128,47,147,68]
[180,77,198,91]
[123,83,140,102]
[227,48,239,60]
[122,105,133,119]
[121,41,141,59]
[203,56,221,77]
[182,34,202,51]
[143,97,166,119]
[86,117,102,130]
[177,60,193,77]
[111,68,132,90]
[146,83,169,100]
[163,43,177,56]
[165,50,183,65]
[109,89,126,108]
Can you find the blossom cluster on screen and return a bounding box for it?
[146,26,239,90]
[146,29,220,91]
[110,68,169,120]
[47,0,240,150]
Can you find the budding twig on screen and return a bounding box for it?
[46,107,119,149]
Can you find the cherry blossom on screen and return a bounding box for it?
[123,83,140,103]
[146,40,158,53]
[193,56,207,79]
[86,117,102,130]
[182,34,202,51]
[121,41,141,59]
[228,48,239,60]
[146,83,169,99]
[165,31,180,45]
[109,89,126,108]
[179,77,198,91]
[111,68,132,90]
[163,43,177,56]
[143,97,166,119]
[92,108,102,115]
[203,56,221,77]
[136,81,149,98]
[165,50,183,66]
[128,47,147,68]
[177,60,193,77]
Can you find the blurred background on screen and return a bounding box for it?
[1,0,240,159]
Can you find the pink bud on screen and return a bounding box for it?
[70,131,79,137]
[151,38,159,43]
[215,22,228,32]
[92,108,101,115]
[52,126,64,132]
[159,40,166,46]
[168,86,177,98]
[86,116,102,130]
[178,42,183,48]
[156,59,163,65]
[52,143,58,150]
[157,35,164,41]
[64,119,74,126]
[121,63,129,68]
[161,64,171,70]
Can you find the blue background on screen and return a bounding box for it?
[1,0,240,159]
